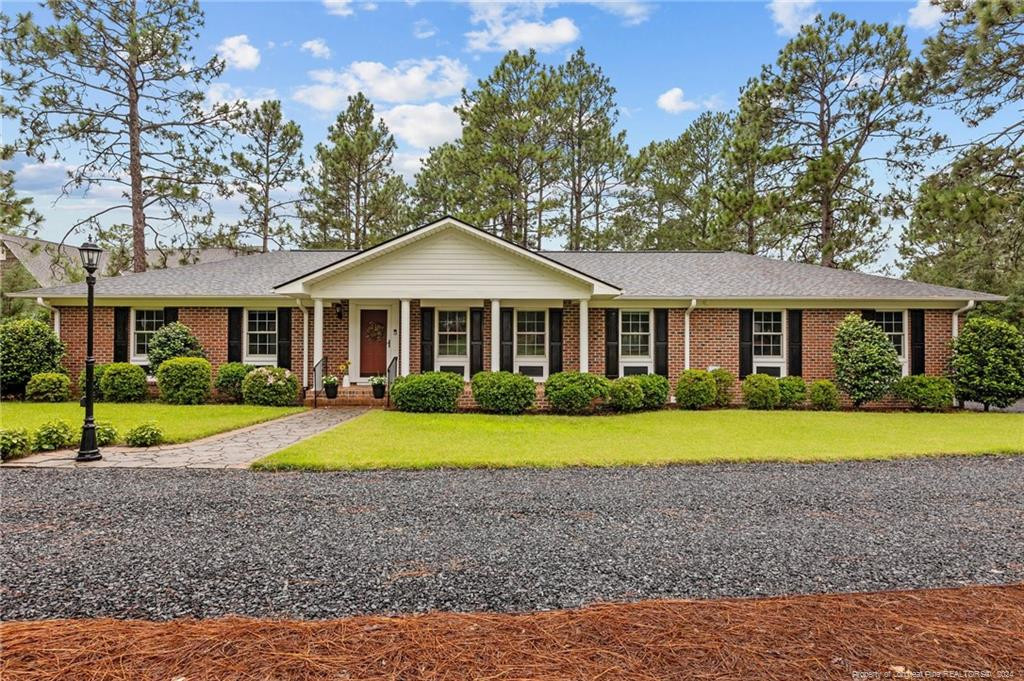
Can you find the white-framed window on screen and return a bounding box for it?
[245,309,278,364]
[752,310,786,377]
[514,309,547,379]
[874,310,908,375]
[131,309,164,363]
[436,309,469,379]
[619,309,653,376]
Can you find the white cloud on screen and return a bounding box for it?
[588,1,653,26]
[908,0,944,29]
[362,2,378,10]
[381,102,462,149]
[206,83,278,108]
[293,56,470,111]
[767,0,818,37]
[466,3,579,53]
[13,160,75,192]
[656,87,699,114]
[702,93,726,111]
[393,152,426,181]
[301,38,332,59]
[216,34,261,70]
[323,0,354,16]
[413,19,437,39]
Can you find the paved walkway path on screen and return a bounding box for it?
[5,408,365,469]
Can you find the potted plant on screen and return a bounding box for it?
[369,375,387,399]
[339,360,351,388]
[322,374,339,399]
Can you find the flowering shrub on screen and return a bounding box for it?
[950,316,1024,411]
[832,313,901,407]
[608,376,645,412]
[241,366,300,406]
[215,363,257,402]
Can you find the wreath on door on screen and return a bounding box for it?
[365,320,387,342]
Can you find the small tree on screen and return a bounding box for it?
[146,322,205,372]
[0,318,65,396]
[832,313,902,407]
[951,316,1024,411]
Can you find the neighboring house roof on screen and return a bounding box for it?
[1,234,243,288]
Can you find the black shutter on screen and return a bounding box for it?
[861,309,876,323]
[548,307,563,374]
[163,307,178,325]
[787,309,803,377]
[654,309,669,377]
[420,306,435,372]
[470,307,484,376]
[276,307,292,369]
[227,307,243,363]
[499,307,514,372]
[910,309,925,375]
[113,307,130,362]
[739,309,753,378]
[604,308,619,379]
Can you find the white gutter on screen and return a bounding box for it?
[952,300,975,338]
[295,298,309,389]
[684,298,697,370]
[36,297,59,336]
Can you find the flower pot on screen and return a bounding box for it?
[324,383,338,399]
[372,383,386,399]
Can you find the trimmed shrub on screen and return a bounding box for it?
[390,371,465,413]
[544,371,611,414]
[710,368,735,407]
[125,422,163,447]
[146,322,205,372]
[777,376,807,409]
[608,376,645,412]
[893,375,955,412]
[471,371,536,414]
[34,420,75,451]
[157,357,212,404]
[215,362,256,402]
[100,363,148,403]
[78,363,109,400]
[742,373,781,410]
[808,379,840,411]
[832,313,902,407]
[241,366,301,407]
[94,421,118,447]
[632,373,670,410]
[25,372,71,402]
[675,369,717,410]
[950,316,1024,411]
[0,428,32,461]
[0,318,65,396]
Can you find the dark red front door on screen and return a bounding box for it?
[360,309,388,376]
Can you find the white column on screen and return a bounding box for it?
[313,298,324,372]
[400,298,411,376]
[490,299,501,370]
[300,303,309,388]
[578,299,589,373]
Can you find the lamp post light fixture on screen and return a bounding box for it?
[76,239,103,462]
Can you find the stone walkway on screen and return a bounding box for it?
[4,408,365,469]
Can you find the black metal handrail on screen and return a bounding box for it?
[385,356,398,407]
[312,356,325,408]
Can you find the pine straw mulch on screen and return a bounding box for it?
[2,584,1023,680]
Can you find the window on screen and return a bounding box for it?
[132,309,164,359]
[246,310,277,360]
[516,310,546,357]
[620,310,651,357]
[753,311,783,357]
[437,310,467,356]
[875,311,905,358]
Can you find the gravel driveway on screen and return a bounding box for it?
[2,456,1023,620]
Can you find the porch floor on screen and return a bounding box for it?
[305,385,389,407]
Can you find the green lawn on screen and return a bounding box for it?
[1,402,306,446]
[253,409,1024,470]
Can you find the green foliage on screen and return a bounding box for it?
[893,375,955,412]
[950,316,1024,409]
[777,376,807,409]
[808,380,841,411]
[241,366,301,407]
[157,357,212,405]
[608,376,645,412]
[34,419,75,451]
[94,421,118,447]
[215,363,257,402]
[544,371,611,414]
[709,368,736,407]
[742,373,781,410]
[100,363,148,403]
[675,369,718,410]
[832,313,902,407]
[632,373,670,410]
[470,371,536,414]
[0,428,32,460]
[25,372,71,402]
[78,363,109,400]
[146,322,205,372]
[390,372,465,413]
[0,318,65,396]
[0,258,46,321]
[125,422,163,447]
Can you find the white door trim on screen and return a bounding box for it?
[348,302,399,384]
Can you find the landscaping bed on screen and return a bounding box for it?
[3,584,1021,680]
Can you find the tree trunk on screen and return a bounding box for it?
[127,0,146,273]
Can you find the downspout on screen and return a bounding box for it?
[684,298,697,370]
[296,298,309,391]
[952,300,975,338]
[37,297,59,336]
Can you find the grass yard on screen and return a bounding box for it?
[1,402,306,446]
[254,409,1024,470]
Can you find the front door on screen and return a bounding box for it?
[359,309,388,376]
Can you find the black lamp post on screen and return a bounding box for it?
[76,239,103,462]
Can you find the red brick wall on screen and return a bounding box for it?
[801,310,854,381]
[178,307,228,371]
[409,300,422,375]
[667,308,686,383]
[57,306,114,386]
[323,301,349,379]
[924,309,954,376]
[562,301,580,372]
[689,308,740,376]
[588,307,605,376]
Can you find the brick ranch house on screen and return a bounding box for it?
[14,217,1004,407]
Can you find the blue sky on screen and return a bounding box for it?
[6,0,953,265]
